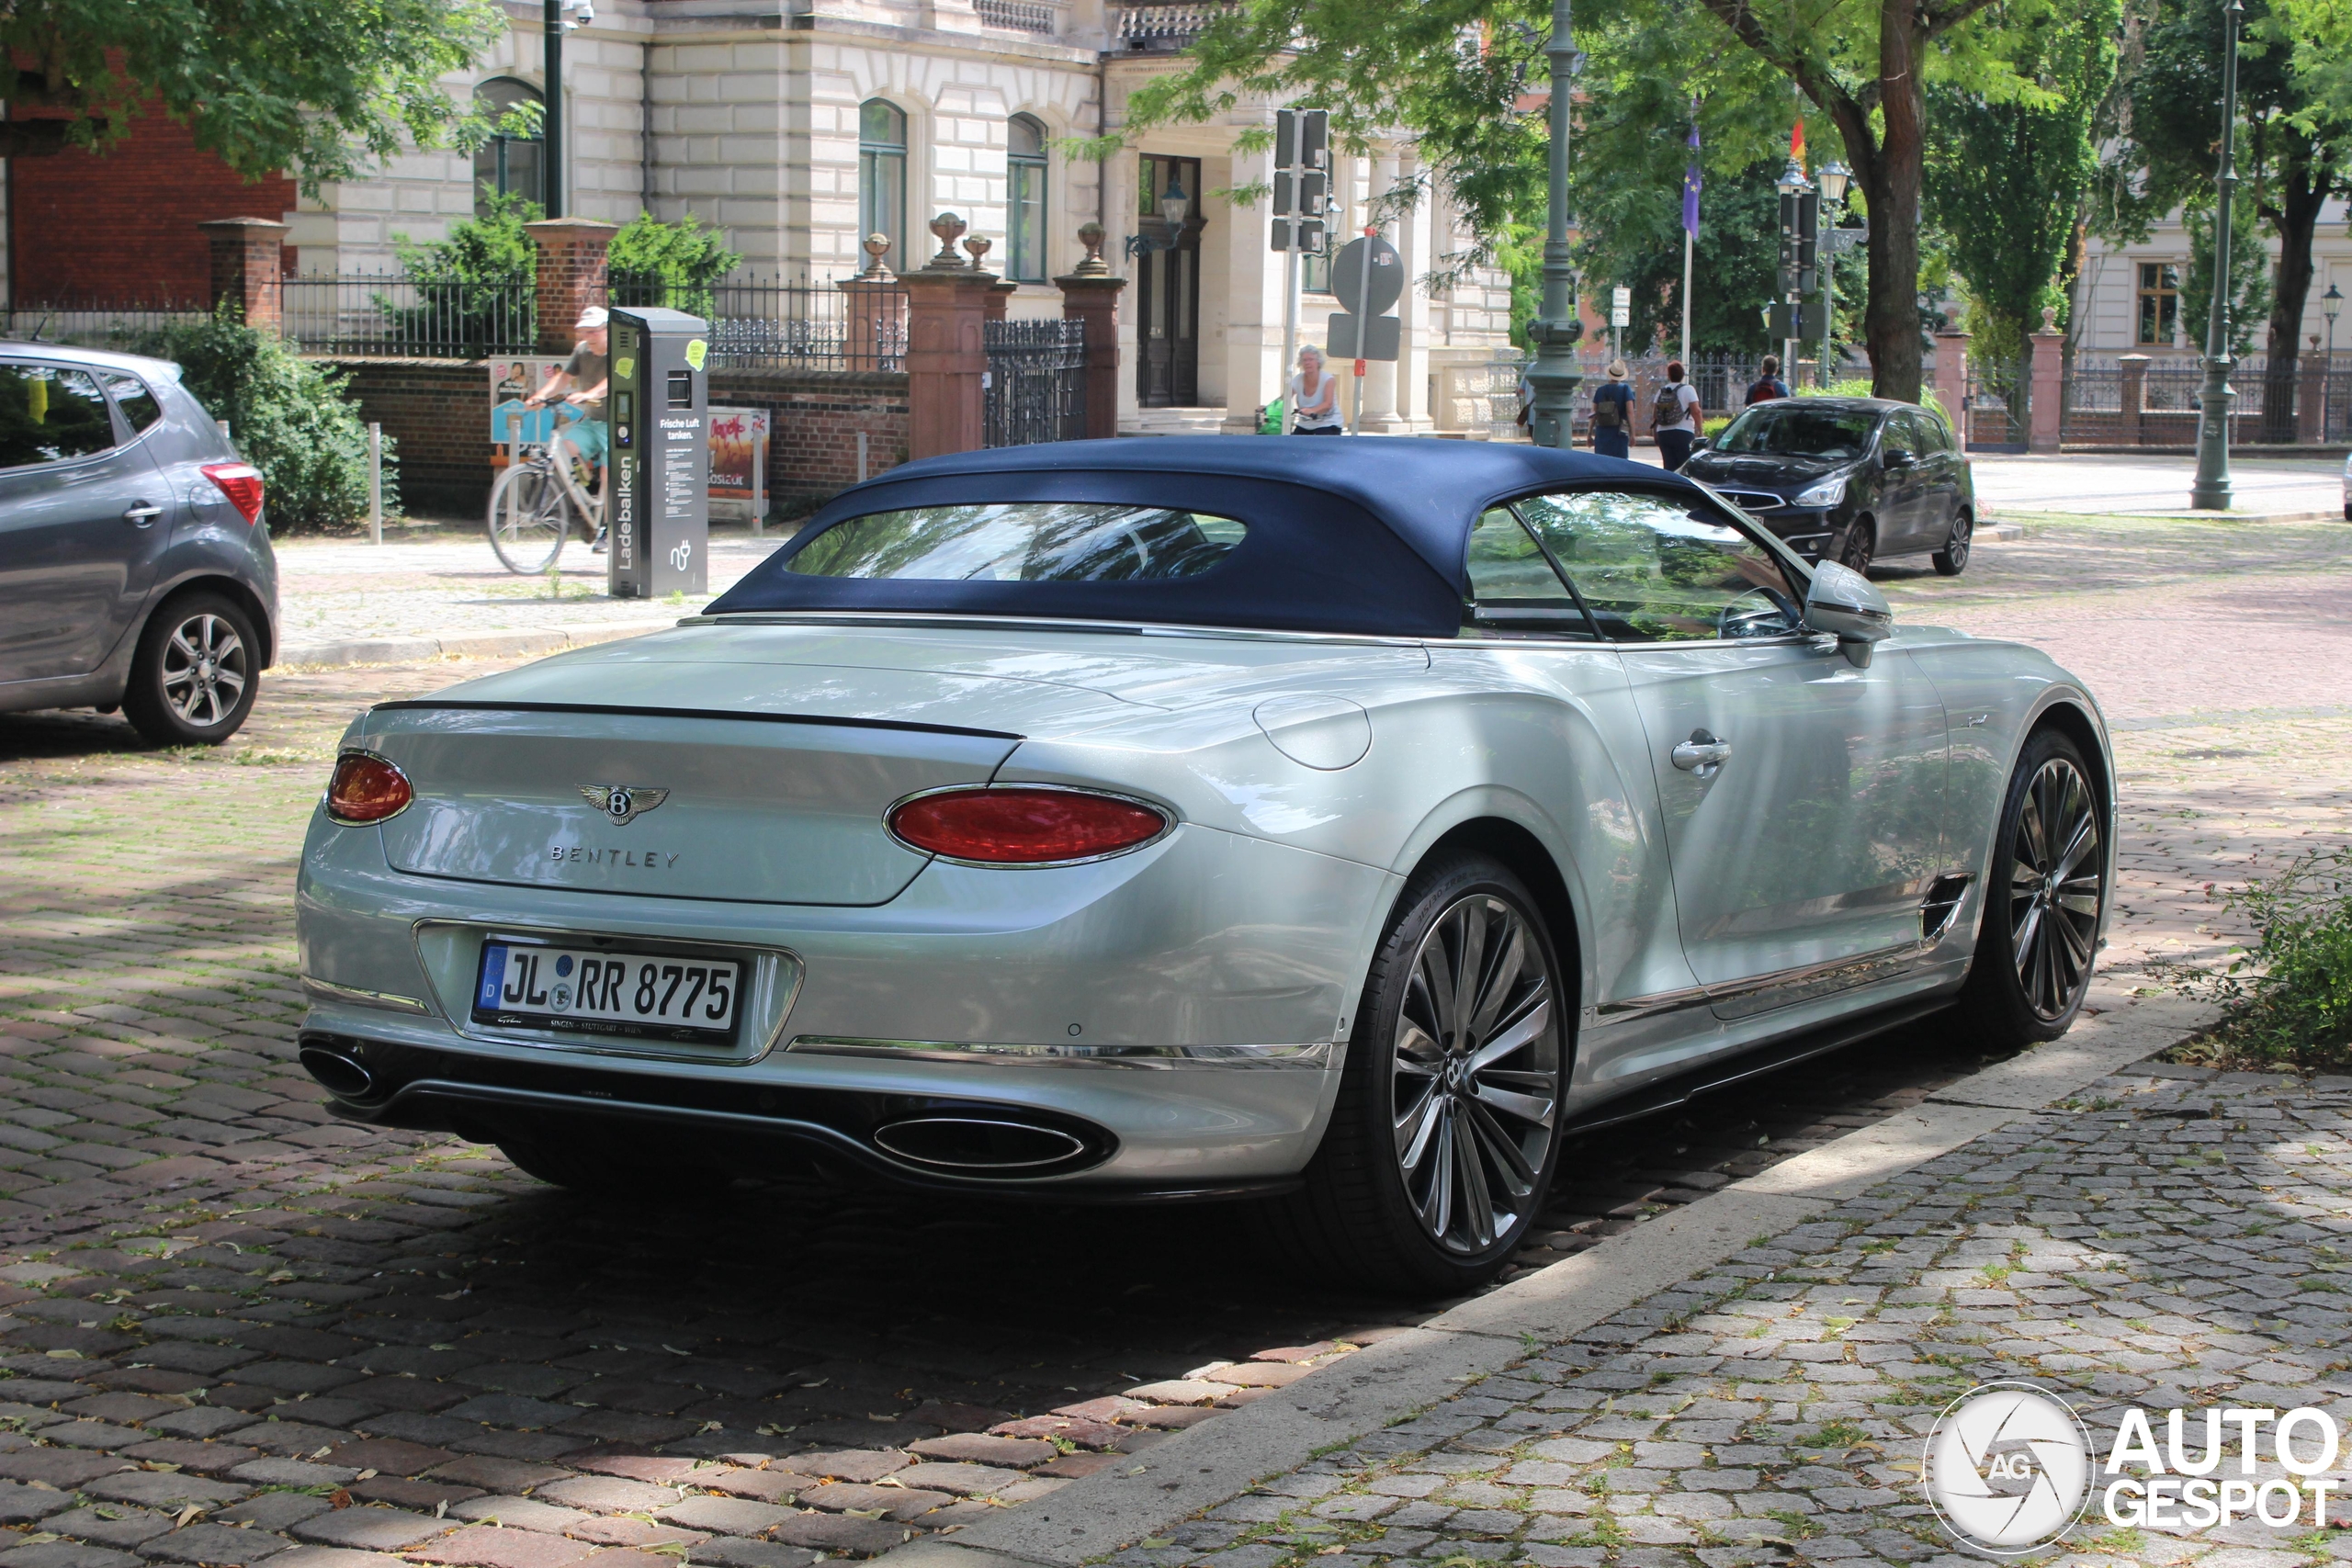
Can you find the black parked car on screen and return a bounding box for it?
[0,344,277,744]
[1680,396,1974,576]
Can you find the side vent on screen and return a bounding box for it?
[1920,874,1973,942]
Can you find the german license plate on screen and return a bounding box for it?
[472,939,741,1043]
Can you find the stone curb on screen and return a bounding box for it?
[278,619,676,670]
[898,984,2213,1568]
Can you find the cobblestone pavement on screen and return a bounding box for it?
[0,502,2342,1568]
[1149,1062,2352,1568]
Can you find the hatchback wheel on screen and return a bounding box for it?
[1265,853,1567,1293]
[1956,728,2107,1045]
[1838,518,1875,575]
[1932,511,1973,576]
[122,593,260,746]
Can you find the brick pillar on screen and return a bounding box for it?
[1932,329,1970,450]
[2297,342,2326,444]
[524,219,619,355]
[1056,222,1127,441]
[2119,353,2150,446]
[199,218,290,330]
[899,216,997,459]
[985,281,1016,323]
[840,232,908,371]
[2028,322,2065,454]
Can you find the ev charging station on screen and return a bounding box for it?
[606,306,711,599]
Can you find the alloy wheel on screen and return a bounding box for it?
[1839,523,1874,575]
[2007,758,2104,1020]
[1947,514,1972,570]
[1390,894,1562,1254]
[159,613,248,729]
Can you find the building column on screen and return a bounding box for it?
[1222,141,1283,434]
[1057,222,1128,441]
[899,214,997,459]
[199,218,291,331]
[2027,316,2065,454]
[1359,152,1403,430]
[1932,329,1971,450]
[525,218,619,355]
[2119,353,2150,446]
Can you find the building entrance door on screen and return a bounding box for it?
[1135,154,1203,408]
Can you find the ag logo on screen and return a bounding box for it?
[1924,1382,2093,1554]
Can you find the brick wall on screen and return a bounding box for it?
[11,107,295,305]
[707,367,910,512]
[319,358,910,518]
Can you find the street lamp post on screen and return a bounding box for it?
[1775,160,1814,382]
[2190,0,2245,511]
[1522,0,1583,449]
[2324,282,2343,439]
[1815,160,1852,389]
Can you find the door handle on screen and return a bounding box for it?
[1671,729,1731,776]
[122,502,163,526]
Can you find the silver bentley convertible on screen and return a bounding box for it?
[295,439,2111,1290]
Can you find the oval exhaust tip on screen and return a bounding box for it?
[872,1116,1090,1171]
[300,1045,375,1100]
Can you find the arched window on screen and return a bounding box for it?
[1007,114,1047,282]
[473,78,544,216]
[860,100,908,274]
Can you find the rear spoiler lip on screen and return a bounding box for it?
[365,699,1024,742]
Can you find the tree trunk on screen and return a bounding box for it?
[2259,147,2329,443]
[1861,0,1928,402]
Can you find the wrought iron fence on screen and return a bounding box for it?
[0,299,208,352]
[611,271,908,372]
[279,274,536,357]
[2058,352,2348,446]
[983,318,1087,447]
[1965,358,2027,449]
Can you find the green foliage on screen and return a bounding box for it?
[608,213,745,320]
[136,310,394,534]
[394,190,539,289]
[3,0,505,195]
[2162,847,2352,1070]
[2181,201,2275,357]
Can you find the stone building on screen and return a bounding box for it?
[4,0,1515,436]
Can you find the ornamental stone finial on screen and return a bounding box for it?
[1071,221,1111,277]
[926,212,968,269]
[859,232,895,279]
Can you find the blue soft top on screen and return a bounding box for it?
[707,436,1697,638]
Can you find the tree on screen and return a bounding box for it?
[1112,0,2070,403]
[0,0,504,189]
[1577,161,1792,355]
[609,212,746,319]
[2181,199,2276,356]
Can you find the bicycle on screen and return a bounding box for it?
[486,404,605,574]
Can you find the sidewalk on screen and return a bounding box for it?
[1967,453,2344,521]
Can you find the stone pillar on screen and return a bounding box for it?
[199,218,290,331]
[1057,223,1128,441]
[1359,152,1402,430]
[2028,316,2065,454]
[2119,353,2151,446]
[524,218,619,355]
[1932,329,1970,450]
[899,213,997,459]
[2297,339,2326,444]
[840,234,907,371]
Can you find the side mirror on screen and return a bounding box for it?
[1883,448,1916,470]
[1690,436,1712,452]
[1804,560,1894,667]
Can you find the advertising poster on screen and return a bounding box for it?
[707,406,770,525]
[488,357,575,468]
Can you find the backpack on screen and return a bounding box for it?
[1746,377,1782,405]
[1653,382,1687,431]
[1591,389,1623,429]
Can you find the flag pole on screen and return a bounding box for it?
[1679,101,1700,372]
[1679,230,1692,368]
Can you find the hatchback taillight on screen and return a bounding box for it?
[888,787,1170,864]
[325,751,413,825]
[202,462,266,525]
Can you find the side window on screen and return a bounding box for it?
[1881,412,1917,460]
[103,373,164,436]
[1918,409,1954,453]
[0,365,117,468]
[1514,491,1802,644]
[1462,505,1595,638]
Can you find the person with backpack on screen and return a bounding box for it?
[1745,355,1788,405]
[1653,360,1702,470]
[1589,360,1634,458]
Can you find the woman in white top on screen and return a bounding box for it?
[1654,359,1703,471]
[1289,345,1341,434]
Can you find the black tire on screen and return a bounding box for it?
[486,462,572,574]
[1954,728,2108,1046]
[1932,510,1973,576]
[122,592,260,746]
[1838,517,1876,575]
[498,1125,736,1198]
[1263,853,1569,1295]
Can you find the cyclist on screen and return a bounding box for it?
[524,306,612,552]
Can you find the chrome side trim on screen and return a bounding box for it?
[1592,938,1933,1025]
[784,1036,1338,1070]
[300,977,431,1015]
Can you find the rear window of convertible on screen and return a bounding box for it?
[786,502,1248,583]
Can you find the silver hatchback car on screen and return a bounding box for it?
[0,342,278,743]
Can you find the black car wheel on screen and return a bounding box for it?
[1932,510,1973,577]
[1838,517,1876,575]
[1263,852,1567,1294]
[1955,728,2107,1045]
[122,592,260,746]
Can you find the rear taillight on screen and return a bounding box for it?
[325,751,413,825]
[888,787,1170,864]
[202,462,265,525]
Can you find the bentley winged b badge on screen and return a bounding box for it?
[580,784,670,826]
